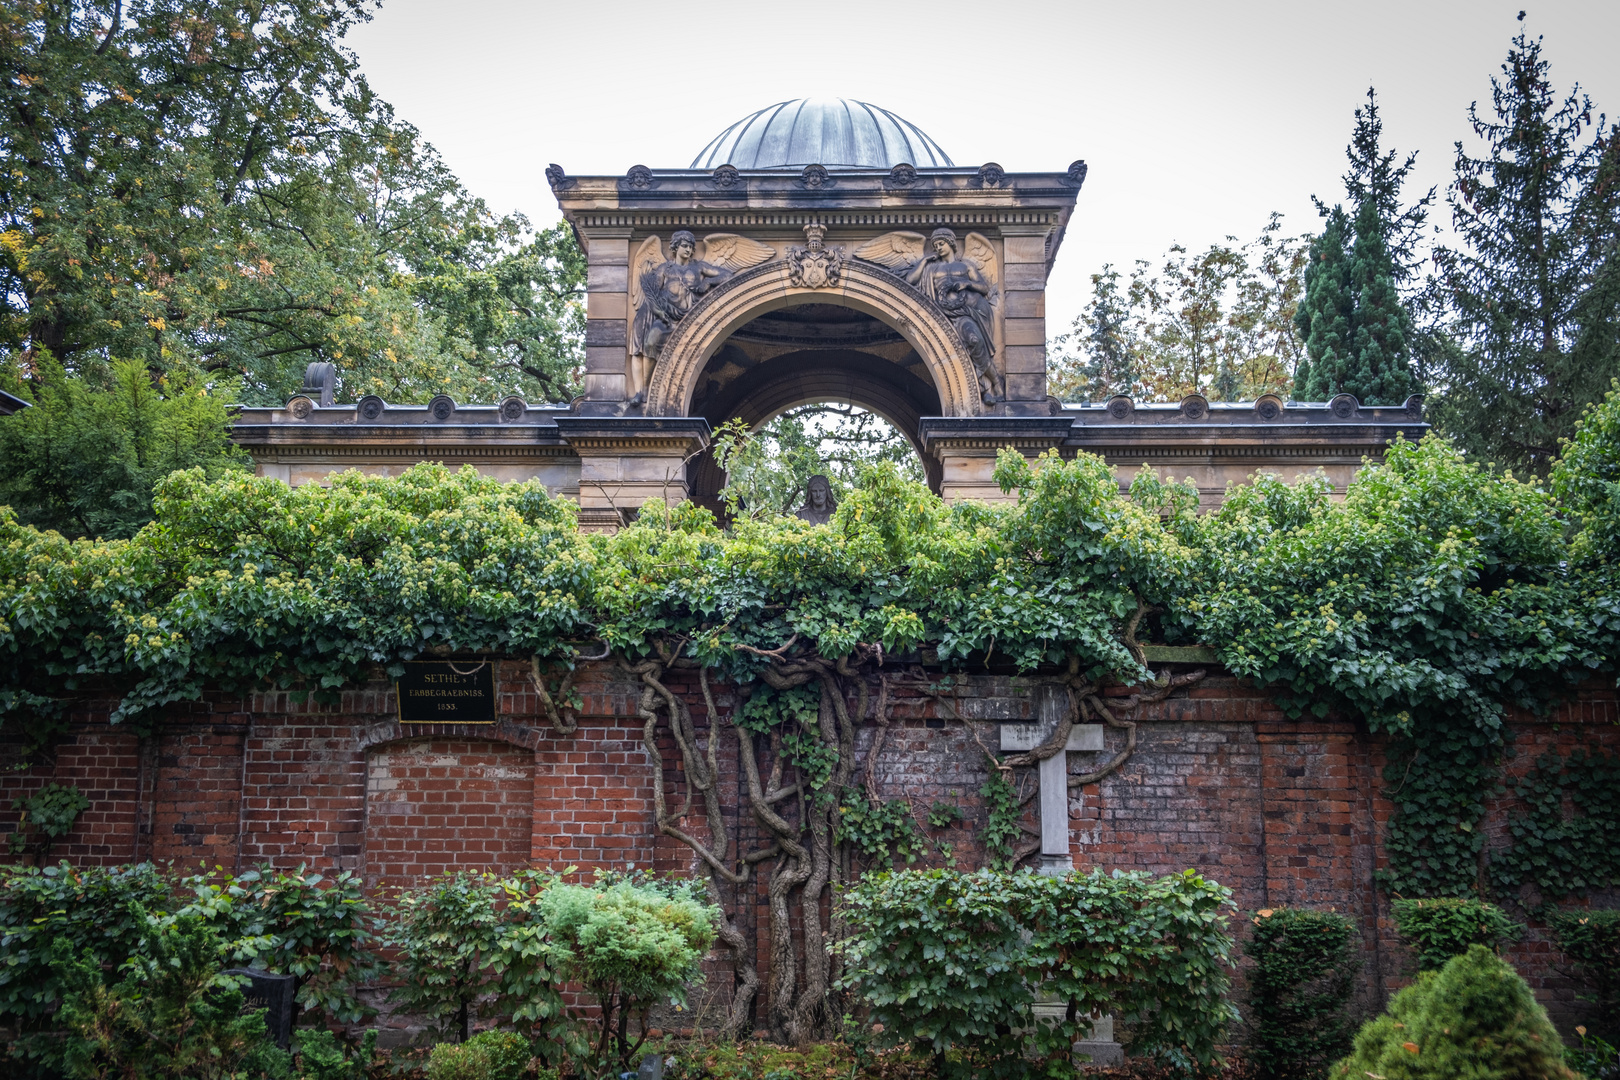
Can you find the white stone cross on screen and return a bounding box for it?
[999,685,1102,869]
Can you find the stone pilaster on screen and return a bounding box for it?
[554,417,710,530]
[918,416,1074,503]
[998,223,1052,406]
[580,227,632,406]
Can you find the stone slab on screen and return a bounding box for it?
[999,723,1104,751]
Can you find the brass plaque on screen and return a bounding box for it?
[396,661,496,724]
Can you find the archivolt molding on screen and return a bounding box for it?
[644,259,984,418]
[355,718,554,754]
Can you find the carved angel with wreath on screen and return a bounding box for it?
[854,228,1004,403]
[628,231,775,404]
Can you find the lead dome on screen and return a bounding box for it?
[690,97,954,171]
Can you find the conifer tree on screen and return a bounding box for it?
[1348,200,1418,405]
[1292,209,1355,400]
[1430,18,1620,474]
[1295,90,1426,405]
[1336,88,1437,294]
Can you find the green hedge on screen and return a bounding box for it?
[1552,908,1620,1041]
[837,867,1238,1078]
[1243,907,1359,1080]
[1390,897,1521,972]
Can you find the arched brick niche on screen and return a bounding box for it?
[362,736,535,890]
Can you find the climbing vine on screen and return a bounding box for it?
[1490,748,1620,904]
[0,393,1618,1024]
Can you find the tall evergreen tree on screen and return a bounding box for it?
[1431,19,1620,474]
[1348,199,1418,405]
[1334,88,1437,293]
[1292,208,1355,400]
[1296,90,1426,405]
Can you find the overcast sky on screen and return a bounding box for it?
[347,0,1619,336]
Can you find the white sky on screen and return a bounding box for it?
[347,0,1620,337]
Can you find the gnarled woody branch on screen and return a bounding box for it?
[528,641,609,735]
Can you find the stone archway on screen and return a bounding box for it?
[644,259,985,419]
[685,348,944,501]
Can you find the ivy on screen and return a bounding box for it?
[1,402,1618,909]
[978,772,1023,871]
[1491,749,1620,903]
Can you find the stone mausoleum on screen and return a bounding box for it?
[234,97,1426,520]
[11,101,1608,1048]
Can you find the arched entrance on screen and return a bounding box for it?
[686,342,942,503]
[644,259,986,420]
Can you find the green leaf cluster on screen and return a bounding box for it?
[1,413,1619,899]
[1390,897,1521,973]
[1491,749,1620,902]
[836,867,1237,1078]
[387,870,563,1047]
[181,864,381,1025]
[0,355,249,539]
[1243,907,1359,1080]
[424,1029,533,1080]
[0,861,174,1026]
[1331,945,1579,1080]
[1,1,585,405]
[8,781,90,856]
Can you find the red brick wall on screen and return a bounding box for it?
[364,738,535,890]
[2,662,1616,1033]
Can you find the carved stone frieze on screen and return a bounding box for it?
[786,223,846,289]
[853,228,1004,404]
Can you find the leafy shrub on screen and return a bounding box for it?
[8,782,90,857]
[1331,944,1578,1080]
[0,861,173,1026]
[837,867,1238,1078]
[540,875,718,1069]
[50,908,291,1079]
[291,1028,377,1080]
[1552,908,1620,1041]
[387,870,570,1050]
[1243,907,1359,1080]
[424,1029,532,1080]
[184,864,381,1025]
[388,872,508,1044]
[1391,897,1521,971]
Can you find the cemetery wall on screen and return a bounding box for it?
[3,660,1616,1031]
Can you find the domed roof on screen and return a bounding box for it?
[691,98,953,171]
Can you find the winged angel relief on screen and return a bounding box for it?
[854,229,1003,403]
[628,231,775,405]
